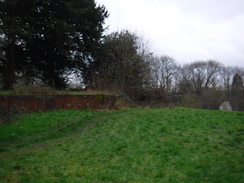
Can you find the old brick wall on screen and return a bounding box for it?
[0,95,117,112]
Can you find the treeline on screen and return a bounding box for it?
[1,1,243,110]
[150,57,244,110]
[87,30,244,111]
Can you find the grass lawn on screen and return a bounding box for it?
[0,108,243,183]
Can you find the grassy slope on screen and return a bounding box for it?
[0,108,243,183]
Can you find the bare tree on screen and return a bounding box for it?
[150,56,161,88]
[159,56,177,93]
[220,66,234,91]
[150,55,177,92]
[178,64,194,95]
[186,60,221,95]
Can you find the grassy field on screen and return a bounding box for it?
[0,108,243,183]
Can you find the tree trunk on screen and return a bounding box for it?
[2,38,16,90]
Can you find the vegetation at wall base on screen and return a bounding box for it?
[0,108,243,182]
[0,106,22,124]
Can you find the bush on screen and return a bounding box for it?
[181,94,201,108]
[115,93,138,110]
[129,88,169,108]
[200,89,228,110]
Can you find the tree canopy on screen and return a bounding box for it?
[91,30,152,99]
[0,0,108,89]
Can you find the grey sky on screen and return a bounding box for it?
[96,0,244,67]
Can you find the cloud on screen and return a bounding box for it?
[97,0,244,67]
[172,0,244,22]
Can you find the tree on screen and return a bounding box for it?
[178,64,195,95]
[0,0,26,89]
[231,73,244,95]
[0,0,108,89]
[220,66,234,91]
[92,30,152,99]
[176,60,222,108]
[186,60,221,96]
[151,55,177,92]
[231,73,244,110]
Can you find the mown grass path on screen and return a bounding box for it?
[0,108,243,182]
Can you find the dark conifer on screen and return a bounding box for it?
[0,0,108,89]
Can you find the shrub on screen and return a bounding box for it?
[181,94,201,108]
[134,88,169,108]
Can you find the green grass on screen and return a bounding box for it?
[0,108,243,183]
[0,90,14,95]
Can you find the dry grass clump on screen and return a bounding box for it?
[84,89,117,95]
[13,84,58,95]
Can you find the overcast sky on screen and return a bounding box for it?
[96,0,244,67]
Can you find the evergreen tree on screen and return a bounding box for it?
[231,73,244,110]
[231,73,244,93]
[0,0,108,89]
[0,0,28,89]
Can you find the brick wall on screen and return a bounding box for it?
[0,95,117,112]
